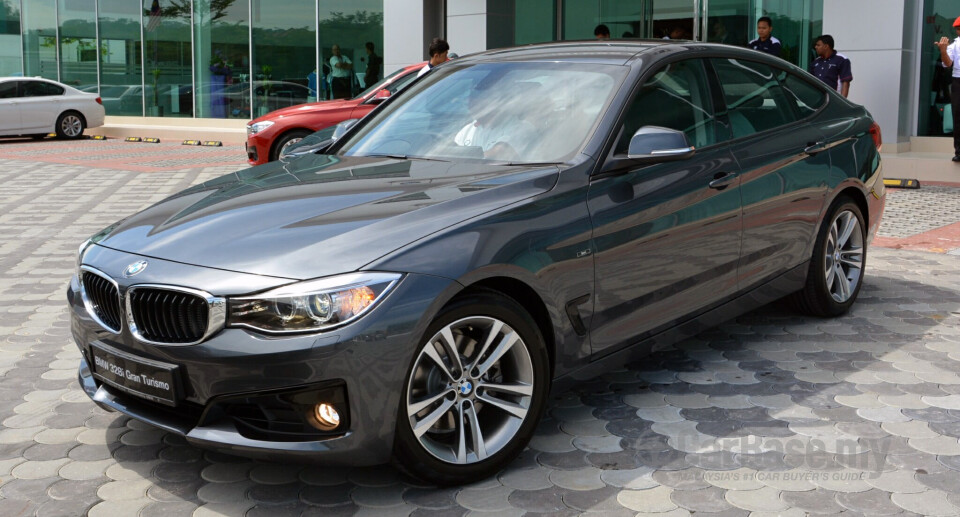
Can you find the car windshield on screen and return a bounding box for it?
[339,61,626,164]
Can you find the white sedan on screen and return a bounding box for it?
[0,77,106,139]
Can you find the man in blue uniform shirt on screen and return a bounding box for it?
[748,16,781,57]
[809,35,852,98]
[936,16,960,161]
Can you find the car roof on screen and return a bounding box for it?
[453,40,784,67]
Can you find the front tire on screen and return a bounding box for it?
[793,197,866,316]
[271,130,312,161]
[393,289,550,485]
[55,111,85,139]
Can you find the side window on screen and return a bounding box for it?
[386,72,418,95]
[711,59,799,139]
[0,82,16,99]
[22,81,65,97]
[615,59,722,154]
[779,70,827,118]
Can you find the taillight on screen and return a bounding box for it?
[868,122,881,151]
[95,97,102,105]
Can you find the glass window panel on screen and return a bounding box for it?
[706,0,823,68]
[99,0,143,115]
[616,59,723,152]
[59,0,97,91]
[22,0,58,79]
[0,0,22,76]
[563,1,690,41]
[143,0,192,117]
[23,79,64,95]
[779,69,826,117]
[194,0,249,119]
[919,0,960,137]
[317,0,383,103]
[251,0,317,116]
[513,0,556,44]
[0,81,17,97]
[711,58,800,138]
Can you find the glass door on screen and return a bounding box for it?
[561,0,695,40]
[704,0,823,68]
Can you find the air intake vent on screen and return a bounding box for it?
[81,270,122,332]
[128,288,209,344]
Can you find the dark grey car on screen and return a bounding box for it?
[70,41,885,485]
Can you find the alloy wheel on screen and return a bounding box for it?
[61,115,83,137]
[405,316,535,465]
[823,209,864,303]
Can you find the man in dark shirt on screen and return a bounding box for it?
[748,16,781,57]
[809,34,852,98]
[363,42,382,89]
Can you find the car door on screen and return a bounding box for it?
[18,80,64,132]
[587,58,742,357]
[708,58,831,292]
[0,81,20,134]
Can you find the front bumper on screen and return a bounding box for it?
[246,133,271,165]
[69,250,455,465]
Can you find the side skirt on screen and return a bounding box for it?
[552,261,808,394]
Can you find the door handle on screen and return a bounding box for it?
[804,141,826,154]
[708,171,738,190]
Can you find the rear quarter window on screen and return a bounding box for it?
[779,71,827,117]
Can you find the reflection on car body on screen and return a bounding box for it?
[69,41,884,486]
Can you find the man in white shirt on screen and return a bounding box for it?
[329,45,352,99]
[936,16,960,161]
[454,94,536,160]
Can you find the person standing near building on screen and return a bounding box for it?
[329,45,353,99]
[594,24,610,40]
[418,38,450,78]
[809,35,852,98]
[937,17,960,161]
[748,16,781,57]
[363,42,382,89]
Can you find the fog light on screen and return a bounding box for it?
[313,403,341,431]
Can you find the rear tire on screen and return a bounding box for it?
[55,111,85,139]
[792,197,866,317]
[271,130,312,161]
[393,289,550,486]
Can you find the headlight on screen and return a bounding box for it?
[247,121,275,135]
[76,238,92,275]
[227,272,401,333]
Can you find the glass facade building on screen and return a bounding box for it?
[0,0,384,119]
[1,0,830,120]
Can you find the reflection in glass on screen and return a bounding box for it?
[194,0,249,118]
[143,0,192,117]
[919,1,960,137]
[562,1,692,41]
[22,0,58,79]
[0,0,21,76]
[251,0,316,116]
[319,0,383,101]
[99,0,143,115]
[706,0,823,68]
[59,0,97,91]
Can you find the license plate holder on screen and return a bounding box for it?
[89,341,180,407]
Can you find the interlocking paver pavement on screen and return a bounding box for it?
[2,141,960,515]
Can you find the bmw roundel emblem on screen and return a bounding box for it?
[124,260,148,277]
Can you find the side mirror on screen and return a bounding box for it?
[366,89,392,105]
[279,119,359,160]
[627,126,695,161]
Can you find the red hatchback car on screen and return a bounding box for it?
[246,62,426,165]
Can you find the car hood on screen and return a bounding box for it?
[95,155,560,280]
[253,99,360,122]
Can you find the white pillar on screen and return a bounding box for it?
[385,0,426,72]
[447,1,488,57]
[823,0,920,146]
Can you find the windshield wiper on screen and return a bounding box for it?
[496,161,564,166]
[365,153,449,163]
